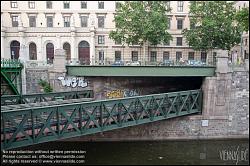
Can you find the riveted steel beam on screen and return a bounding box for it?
[1,89,202,150]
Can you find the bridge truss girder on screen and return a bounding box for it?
[1,89,202,150]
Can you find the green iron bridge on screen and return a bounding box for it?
[66,65,216,77]
[1,90,94,106]
[1,89,202,150]
[1,59,23,96]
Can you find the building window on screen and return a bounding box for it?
[115,39,121,45]
[98,35,105,44]
[115,51,121,61]
[63,1,70,9]
[163,51,170,60]
[167,18,171,29]
[11,1,18,8]
[12,16,18,27]
[46,1,52,9]
[164,40,170,46]
[165,1,171,10]
[47,16,53,27]
[29,16,36,27]
[81,1,87,9]
[150,51,157,62]
[46,43,54,64]
[99,50,105,62]
[177,1,184,12]
[190,19,195,29]
[201,52,207,63]
[78,41,90,64]
[81,16,88,27]
[29,42,37,60]
[28,1,35,9]
[64,16,70,27]
[63,42,71,61]
[10,40,20,59]
[98,16,105,28]
[177,19,183,29]
[176,37,183,46]
[213,52,217,64]
[245,39,248,46]
[132,51,138,61]
[98,1,104,9]
[244,50,249,60]
[188,52,194,60]
[116,2,121,9]
[176,52,182,61]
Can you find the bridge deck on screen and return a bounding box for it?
[66,65,216,77]
[1,90,94,106]
[1,98,94,112]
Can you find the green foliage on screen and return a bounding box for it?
[182,1,242,51]
[109,1,173,46]
[235,7,249,32]
[38,79,53,93]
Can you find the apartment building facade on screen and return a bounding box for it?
[231,1,249,63]
[1,1,219,65]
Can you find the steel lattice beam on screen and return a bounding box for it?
[1,90,94,106]
[1,59,23,96]
[1,89,202,150]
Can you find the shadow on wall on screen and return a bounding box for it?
[94,76,203,100]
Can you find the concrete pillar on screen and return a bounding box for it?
[245,59,249,71]
[215,50,231,74]
[56,34,61,49]
[48,49,67,92]
[90,30,95,65]
[16,16,27,94]
[37,34,43,61]
[71,34,77,63]
[52,49,66,72]
[70,23,77,64]
[1,30,5,58]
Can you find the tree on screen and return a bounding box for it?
[109,1,172,64]
[235,7,249,32]
[182,1,242,54]
[235,7,249,58]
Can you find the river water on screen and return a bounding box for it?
[12,139,248,165]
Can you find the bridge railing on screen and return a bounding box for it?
[1,59,23,68]
[1,90,94,106]
[66,59,216,67]
[1,89,202,150]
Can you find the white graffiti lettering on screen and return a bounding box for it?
[58,76,88,88]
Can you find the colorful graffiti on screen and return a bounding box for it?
[58,76,88,88]
[106,89,139,99]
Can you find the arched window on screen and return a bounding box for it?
[46,43,54,64]
[78,41,90,65]
[29,42,37,60]
[10,40,20,59]
[63,42,71,61]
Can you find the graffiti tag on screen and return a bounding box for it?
[58,76,88,88]
[106,89,139,99]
